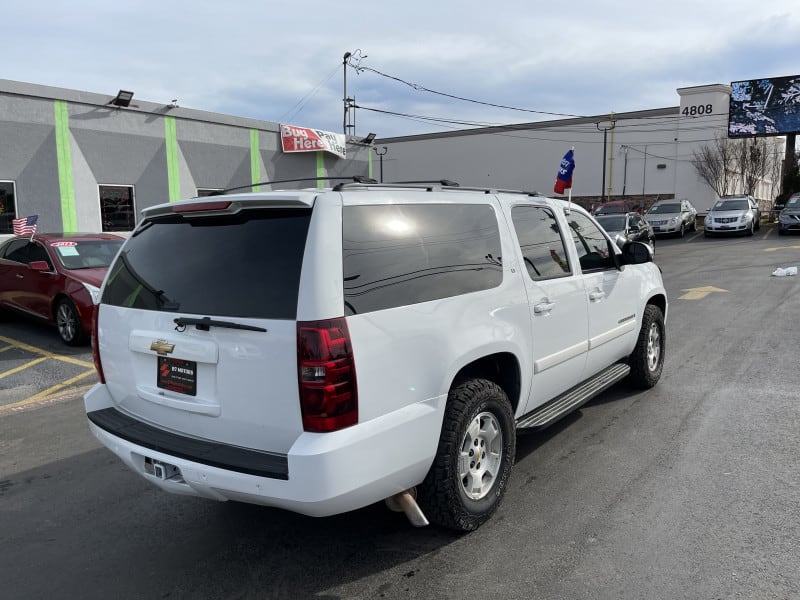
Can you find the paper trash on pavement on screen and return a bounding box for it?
[771,266,798,277]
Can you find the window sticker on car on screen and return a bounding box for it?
[157,357,197,396]
[55,246,80,256]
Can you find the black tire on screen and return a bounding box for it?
[627,304,665,389]
[746,222,754,236]
[417,379,516,532]
[55,298,87,346]
[778,229,786,236]
[678,223,685,238]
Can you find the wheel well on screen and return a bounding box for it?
[647,294,667,317]
[51,294,70,320]
[451,353,521,413]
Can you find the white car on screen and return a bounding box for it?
[645,200,697,237]
[84,181,668,531]
[704,195,761,236]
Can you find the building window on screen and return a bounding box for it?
[99,185,135,232]
[196,188,223,197]
[0,181,17,234]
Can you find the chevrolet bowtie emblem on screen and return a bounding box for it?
[150,339,175,356]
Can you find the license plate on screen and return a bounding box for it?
[157,357,197,396]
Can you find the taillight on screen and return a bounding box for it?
[297,317,357,432]
[91,307,106,384]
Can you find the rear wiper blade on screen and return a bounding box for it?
[173,316,267,332]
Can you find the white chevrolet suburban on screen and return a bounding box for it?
[84,181,667,531]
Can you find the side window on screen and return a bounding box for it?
[99,185,135,232]
[510,205,571,280]
[2,239,29,263]
[342,203,503,314]
[566,212,616,272]
[28,242,53,269]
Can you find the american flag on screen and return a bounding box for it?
[12,215,38,237]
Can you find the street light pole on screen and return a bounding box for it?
[596,116,616,203]
[342,52,351,135]
[374,146,388,182]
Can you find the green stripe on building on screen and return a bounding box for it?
[250,129,261,191]
[316,152,326,188]
[54,100,77,232]
[165,116,180,202]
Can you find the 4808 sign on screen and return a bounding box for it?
[682,103,714,117]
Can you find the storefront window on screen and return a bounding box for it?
[0,181,17,234]
[99,185,135,232]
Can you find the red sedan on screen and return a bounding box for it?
[0,232,125,345]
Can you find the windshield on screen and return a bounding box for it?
[595,216,625,231]
[786,197,799,208]
[595,204,625,214]
[712,199,749,211]
[648,203,680,214]
[50,240,124,269]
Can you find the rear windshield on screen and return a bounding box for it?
[101,208,311,319]
[595,216,625,231]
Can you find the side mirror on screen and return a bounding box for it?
[620,241,653,265]
[28,260,51,272]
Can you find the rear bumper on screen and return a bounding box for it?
[84,383,444,517]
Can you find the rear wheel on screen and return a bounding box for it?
[418,379,516,531]
[56,298,87,346]
[627,305,665,389]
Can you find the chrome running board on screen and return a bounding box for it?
[516,363,630,431]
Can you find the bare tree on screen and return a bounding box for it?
[693,136,772,197]
[692,136,736,196]
[738,138,769,195]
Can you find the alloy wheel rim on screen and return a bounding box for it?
[646,322,661,371]
[458,411,503,500]
[57,304,76,341]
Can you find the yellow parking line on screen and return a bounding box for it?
[0,335,94,368]
[18,369,96,405]
[0,345,14,353]
[0,378,95,415]
[0,356,49,379]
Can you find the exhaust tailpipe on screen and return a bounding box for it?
[385,488,429,527]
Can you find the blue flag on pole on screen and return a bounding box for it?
[554,149,575,195]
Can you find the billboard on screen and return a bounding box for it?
[728,74,800,138]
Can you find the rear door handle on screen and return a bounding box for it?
[589,290,605,301]
[533,302,555,314]
[16,273,24,279]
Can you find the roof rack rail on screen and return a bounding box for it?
[209,175,376,195]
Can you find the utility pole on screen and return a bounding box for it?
[342,51,351,135]
[621,145,629,196]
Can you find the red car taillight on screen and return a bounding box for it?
[91,307,106,384]
[297,317,357,432]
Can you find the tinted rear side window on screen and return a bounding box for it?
[102,208,311,319]
[342,203,503,315]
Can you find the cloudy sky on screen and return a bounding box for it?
[5,1,799,139]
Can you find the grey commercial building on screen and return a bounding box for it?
[0,79,373,240]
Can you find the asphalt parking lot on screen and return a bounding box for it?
[2,222,800,599]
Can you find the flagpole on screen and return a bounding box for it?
[567,146,574,214]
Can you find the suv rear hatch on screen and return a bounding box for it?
[96,197,315,455]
